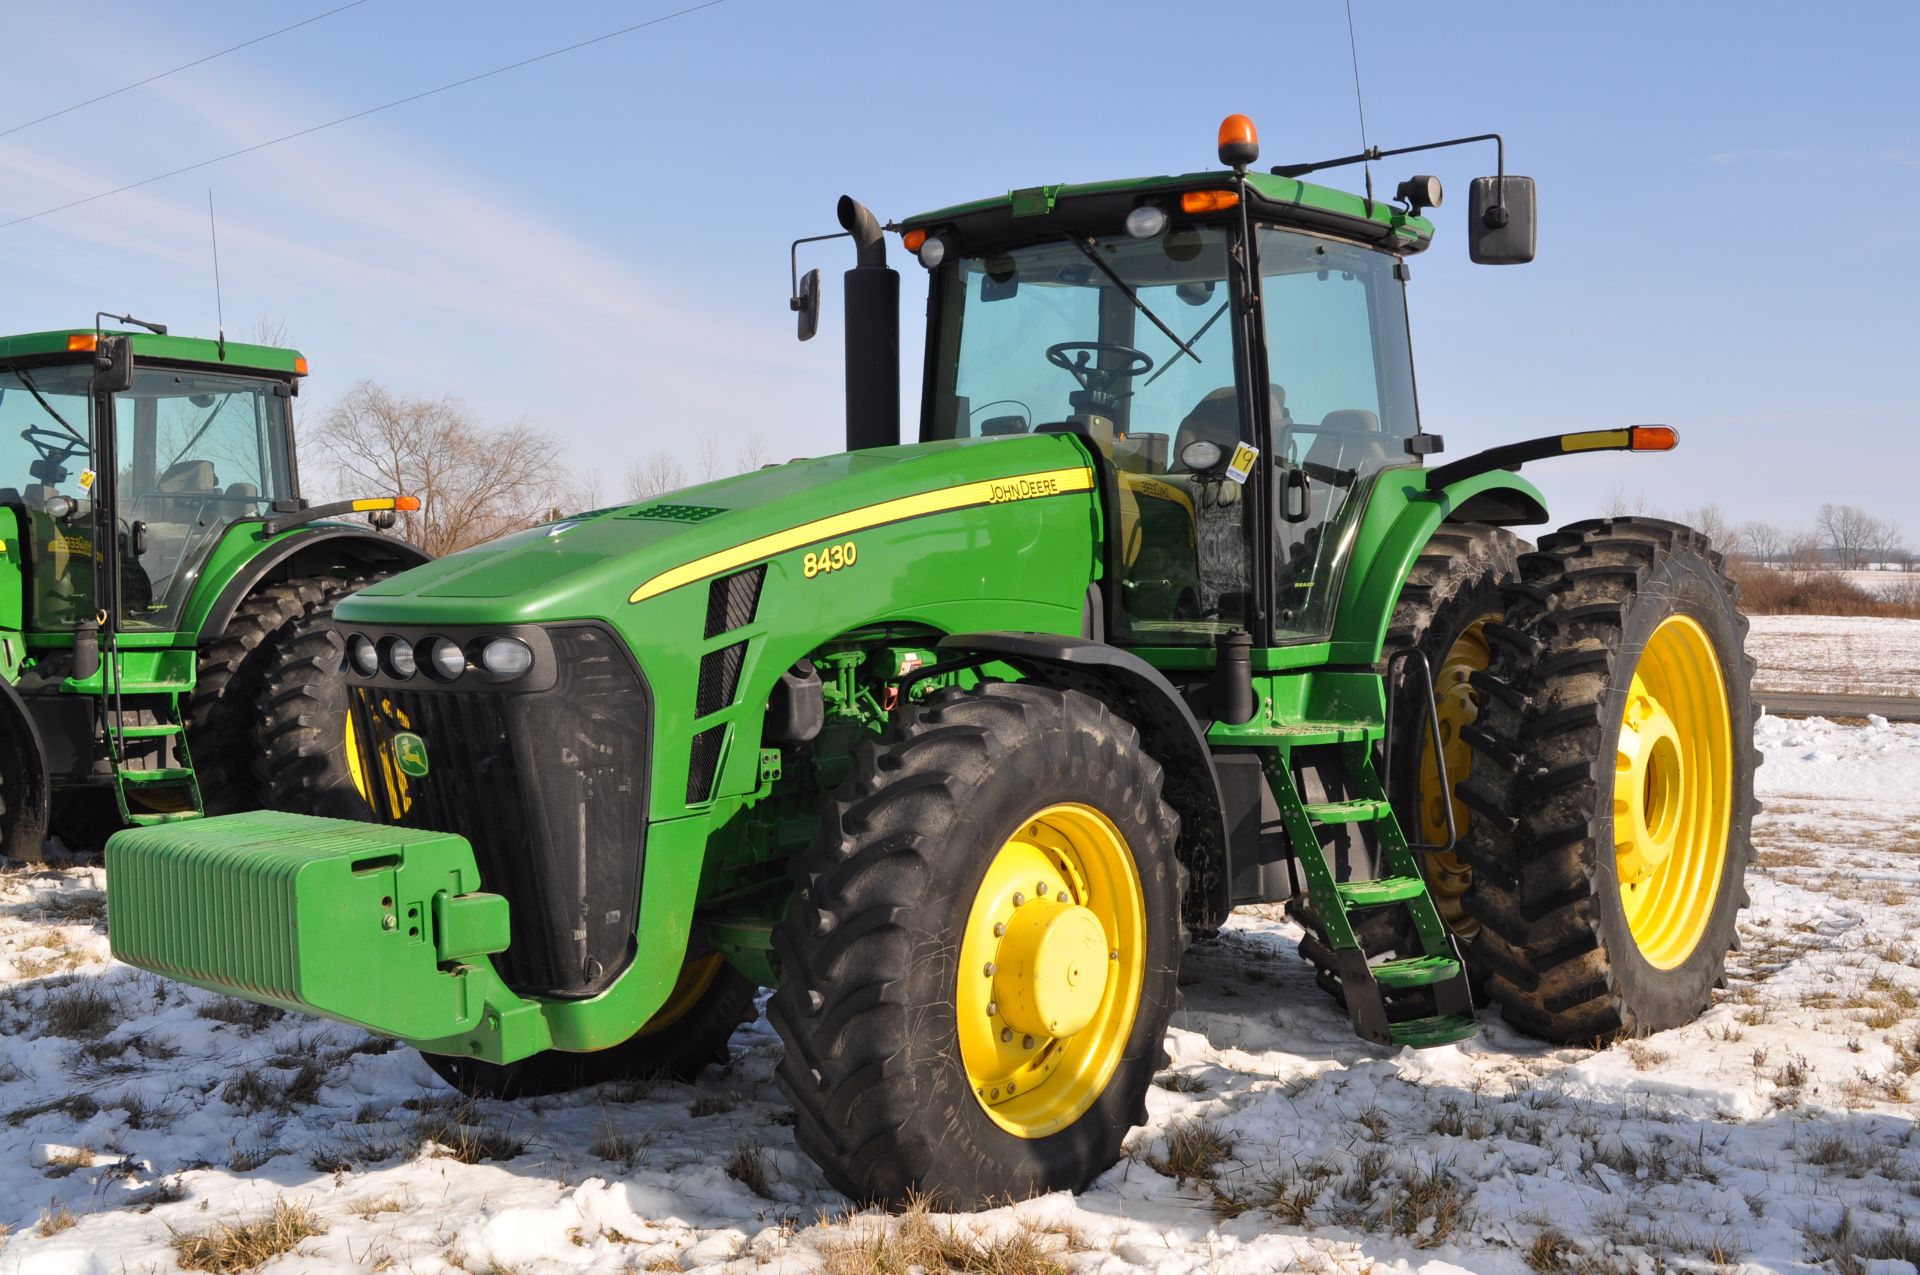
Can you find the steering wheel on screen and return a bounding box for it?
[1046,342,1153,393]
[22,425,85,464]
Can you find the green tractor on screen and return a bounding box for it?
[0,323,428,860]
[104,116,1755,1207]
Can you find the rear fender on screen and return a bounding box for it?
[189,526,432,645]
[1328,469,1548,666]
[936,631,1232,933]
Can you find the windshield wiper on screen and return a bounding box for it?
[14,368,87,446]
[165,395,235,471]
[1070,236,1201,367]
[1143,300,1230,388]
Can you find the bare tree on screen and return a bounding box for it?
[1682,503,1740,557]
[734,432,771,472]
[1602,486,1652,518]
[625,452,687,500]
[312,381,563,555]
[1785,529,1827,573]
[1817,503,1880,569]
[1866,516,1906,568]
[1738,521,1785,566]
[697,436,725,482]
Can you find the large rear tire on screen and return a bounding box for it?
[1456,518,1757,1043]
[188,581,325,815]
[0,694,50,864]
[768,681,1183,1208]
[254,577,382,818]
[421,955,758,1099]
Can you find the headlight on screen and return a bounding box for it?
[424,636,466,681]
[917,234,948,268]
[383,637,416,680]
[1125,205,1168,239]
[478,637,534,681]
[1180,439,1226,472]
[347,634,378,677]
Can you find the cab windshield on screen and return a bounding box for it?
[0,361,294,632]
[926,224,1256,642]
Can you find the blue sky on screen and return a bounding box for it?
[2,1,1915,532]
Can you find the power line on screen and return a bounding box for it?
[0,0,730,232]
[0,1,373,140]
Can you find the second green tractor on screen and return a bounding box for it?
[105,116,1756,1208]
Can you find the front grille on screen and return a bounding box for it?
[345,624,650,998]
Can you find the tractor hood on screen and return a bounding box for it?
[335,432,1098,627]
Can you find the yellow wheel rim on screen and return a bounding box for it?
[1613,615,1733,969]
[635,954,724,1038]
[957,803,1146,1140]
[1416,617,1496,938]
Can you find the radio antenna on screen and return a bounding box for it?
[1342,0,1374,214]
[207,190,227,360]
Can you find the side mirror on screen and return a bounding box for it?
[1467,176,1537,265]
[792,267,822,342]
[92,334,135,393]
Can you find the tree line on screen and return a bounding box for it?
[1606,493,1910,572]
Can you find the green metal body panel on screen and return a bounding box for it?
[105,811,544,1057]
[0,329,305,377]
[0,508,21,677]
[907,170,1434,254]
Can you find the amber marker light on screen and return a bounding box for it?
[1181,189,1241,214]
[67,334,97,352]
[1217,113,1260,168]
[1629,425,1679,451]
[902,228,927,252]
[293,356,309,375]
[394,496,422,511]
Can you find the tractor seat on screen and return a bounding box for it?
[1300,409,1394,481]
[1171,384,1290,470]
[151,459,219,522]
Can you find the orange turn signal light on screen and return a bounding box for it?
[902,228,927,252]
[395,495,422,511]
[293,356,309,375]
[67,334,97,352]
[1181,189,1240,214]
[1628,425,1679,451]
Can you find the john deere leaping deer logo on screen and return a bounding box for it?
[392,732,430,779]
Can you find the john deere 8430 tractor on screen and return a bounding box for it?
[105,117,1755,1206]
[0,325,427,859]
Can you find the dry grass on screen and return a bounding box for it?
[36,1204,80,1236]
[410,1098,526,1164]
[1145,1118,1233,1183]
[196,998,283,1030]
[689,1092,737,1117]
[1733,564,1920,618]
[726,1144,774,1199]
[1623,1041,1670,1071]
[42,986,116,1039]
[589,1121,649,1171]
[816,1194,1082,1275]
[1804,1209,1920,1273]
[1154,1071,1210,1094]
[34,889,107,923]
[171,1199,327,1273]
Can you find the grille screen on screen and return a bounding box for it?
[346,625,650,998]
[704,566,764,637]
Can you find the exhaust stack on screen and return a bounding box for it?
[837,195,899,452]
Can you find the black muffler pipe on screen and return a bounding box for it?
[837,195,899,453]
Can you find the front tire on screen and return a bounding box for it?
[1457,518,1757,1043]
[768,681,1183,1208]
[189,581,324,815]
[254,578,382,818]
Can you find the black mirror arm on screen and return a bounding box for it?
[790,231,850,307]
[1272,132,1506,222]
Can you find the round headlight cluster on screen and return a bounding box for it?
[342,633,535,684]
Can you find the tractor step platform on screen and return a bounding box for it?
[1262,734,1479,1050]
[116,723,185,740]
[1388,1014,1480,1048]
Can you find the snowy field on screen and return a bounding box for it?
[1747,615,1920,699]
[3,715,1918,1274]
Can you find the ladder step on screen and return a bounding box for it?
[1211,720,1373,747]
[118,768,195,784]
[1372,954,1462,989]
[1335,876,1428,907]
[125,810,202,826]
[116,723,184,739]
[1302,798,1392,824]
[1388,1013,1479,1048]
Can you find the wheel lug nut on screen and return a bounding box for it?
[1109,950,1119,960]
[1001,1028,1012,1042]
[993,922,1006,937]
[1036,881,1048,896]
[1007,1081,1016,1094]
[1022,1035,1035,1050]
[983,961,996,977]
[1012,892,1025,907]
[986,1001,998,1016]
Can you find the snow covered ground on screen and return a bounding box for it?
[3,714,1919,1274]
[1748,614,1920,699]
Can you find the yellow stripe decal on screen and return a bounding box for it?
[627,466,1095,604]
[1561,429,1634,453]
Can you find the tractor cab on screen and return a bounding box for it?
[0,331,301,635]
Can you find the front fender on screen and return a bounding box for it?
[185,524,433,645]
[1327,468,1548,666]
